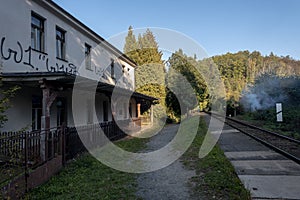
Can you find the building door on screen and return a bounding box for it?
[129,103,132,118]
[56,98,66,127]
[103,101,108,122]
[32,96,42,130]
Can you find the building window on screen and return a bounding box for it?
[111,59,115,79]
[85,43,91,70]
[122,65,125,74]
[31,12,45,52]
[56,27,66,60]
[122,65,126,82]
[32,96,42,130]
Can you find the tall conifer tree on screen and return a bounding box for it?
[123,27,166,118]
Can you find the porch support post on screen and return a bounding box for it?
[41,88,49,161]
[137,103,141,118]
[150,104,154,124]
[40,80,57,161]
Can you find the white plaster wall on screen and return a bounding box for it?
[0,0,135,90]
[1,86,41,132]
[114,59,135,90]
[0,0,138,131]
[0,85,137,131]
[113,97,137,120]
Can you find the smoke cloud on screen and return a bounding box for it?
[240,75,289,112]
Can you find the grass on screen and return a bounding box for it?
[181,117,251,200]
[25,137,147,200]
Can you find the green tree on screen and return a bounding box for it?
[166,49,209,117]
[123,26,140,64]
[136,29,163,65]
[123,26,137,54]
[212,50,300,115]
[123,27,166,118]
[0,64,19,128]
[166,64,197,116]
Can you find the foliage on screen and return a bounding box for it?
[123,26,138,60]
[166,50,210,118]
[125,28,300,120]
[241,74,299,111]
[167,52,196,116]
[123,27,166,118]
[236,73,300,138]
[0,62,22,199]
[0,72,19,128]
[212,51,300,115]
[238,74,300,138]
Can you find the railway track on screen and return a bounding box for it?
[209,112,300,165]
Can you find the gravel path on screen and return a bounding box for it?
[136,124,196,200]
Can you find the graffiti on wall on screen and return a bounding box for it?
[0,36,134,89]
[1,37,78,75]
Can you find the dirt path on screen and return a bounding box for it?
[136,124,197,200]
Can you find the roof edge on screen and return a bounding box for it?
[33,0,137,67]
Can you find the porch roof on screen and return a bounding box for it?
[1,72,158,102]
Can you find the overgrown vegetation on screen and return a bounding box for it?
[182,117,251,199]
[0,62,22,192]
[0,62,19,128]
[237,107,300,139]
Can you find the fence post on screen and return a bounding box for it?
[24,132,28,192]
[61,126,66,166]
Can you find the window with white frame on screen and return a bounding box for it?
[31,12,45,52]
[56,26,66,60]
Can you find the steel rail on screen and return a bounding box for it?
[207,112,300,165]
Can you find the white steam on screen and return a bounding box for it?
[240,76,287,112]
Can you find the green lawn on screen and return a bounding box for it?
[181,117,251,200]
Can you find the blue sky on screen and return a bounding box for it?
[53,0,300,60]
